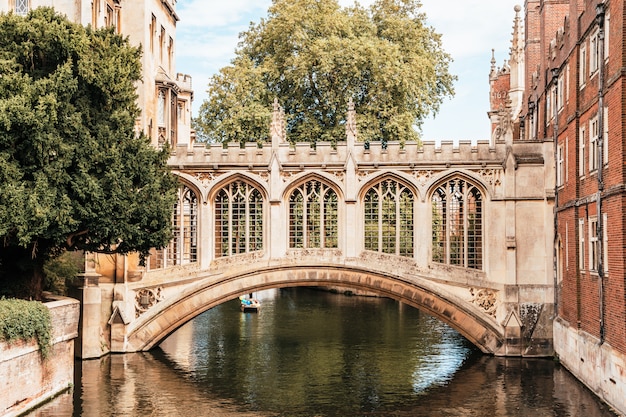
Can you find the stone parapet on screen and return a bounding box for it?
[0,296,80,417]
[171,139,509,169]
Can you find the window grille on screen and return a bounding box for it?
[431,178,482,269]
[289,180,338,249]
[215,181,264,257]
[15,0,28,15]
[161,186,198,266]
[364,179,414,257]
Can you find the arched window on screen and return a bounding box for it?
[432,178,482,269]
[364,179,414,257]
[215,181,264,257]
[289,180,338,249]
[150,185,198,269]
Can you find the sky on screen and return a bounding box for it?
[174,0,522,143]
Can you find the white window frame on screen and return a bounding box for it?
[604,13,610,62]
[589,217,598,273]
[579,125,586,177]
[603,106,609,165]
[589,116,599,172]
[579,218,585,270]
[579,43,587,87]
[557,74,564,111]
[565,64,570,104]
[603,213,608,274]
[589,29,599,76]
[557,144,564,187]
[15,0,28,15]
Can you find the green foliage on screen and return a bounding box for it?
[43,251,82,295]
[0,8,178,299]
[0,298,52,358]
[196,0,455,146]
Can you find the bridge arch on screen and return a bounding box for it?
[124,265,505,355]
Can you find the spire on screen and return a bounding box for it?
[270,98,286,148]
[509,5,524,65]
[346,97,357,147]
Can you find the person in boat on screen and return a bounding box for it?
[239,296,253,306]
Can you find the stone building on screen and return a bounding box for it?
[0,0,194,149]
[490,1,625,413]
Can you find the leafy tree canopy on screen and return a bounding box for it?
[196,0,456,146]
[0,8,178,298]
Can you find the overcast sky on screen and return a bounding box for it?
[175,0,522,142]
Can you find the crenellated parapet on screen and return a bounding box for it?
[171,139,506,169]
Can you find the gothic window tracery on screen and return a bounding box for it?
[149,185,198,269]
[431,178,483,269]
[215,181,264,257]
[289,180,338,249]
[364,179,414,257]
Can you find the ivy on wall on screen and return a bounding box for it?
[0,298,52,358]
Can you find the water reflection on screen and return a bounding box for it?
[27,288,617,417]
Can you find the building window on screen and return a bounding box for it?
[215,181,264,258]
[157,90,166,126]
[432,178,483,269]
[578,218,585,271]
[579,125,586,177]
[150,14,156,53]
[603,106,608,165]
[289,180,338,249]
[604,14,610,61]
[546,88,552,123]
[15,0,28,15]
[589,116,599,172]
[565,64,570,103]
[579,44,587,87]
[557,74,564,110]
[589,217,598,272]
[364,179,414,257]
[590,30,599,75]
[168,36,174,73]
[557,144,564,187]
[160,26,165,62]
[149,186,198,269]
[603,213,608,274]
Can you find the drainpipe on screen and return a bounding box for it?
[595,3,606,343]
[551,67,560,317]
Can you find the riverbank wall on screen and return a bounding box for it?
[554,318,626,416]
[0,295,80,417]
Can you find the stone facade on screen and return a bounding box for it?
[503,1,626,414]
[0,296,80,417]
[0,0,193,148]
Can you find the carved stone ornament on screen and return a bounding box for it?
[135,287,164,317]
[195,172,216,188]
[469,287,498,317]
[411,170,435,186]
[474,168,502,187]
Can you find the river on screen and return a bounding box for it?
[27,288,617,416]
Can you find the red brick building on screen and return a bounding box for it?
[491,0,625,412]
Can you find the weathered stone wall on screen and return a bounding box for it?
[554,318,626,416]
[0,296,80,417]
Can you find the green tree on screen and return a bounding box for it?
[196,0,455,146]
[0,8,178,299]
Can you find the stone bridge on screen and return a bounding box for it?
[73,104,555,358]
